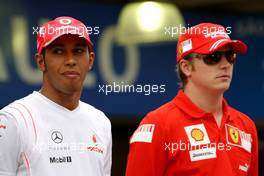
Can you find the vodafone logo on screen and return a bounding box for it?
[59,18,72,25]
[92,134,97,144]
[0,119,7,129]
[0,124,6,129]
[87,146,104,154]
[87,134,104,154]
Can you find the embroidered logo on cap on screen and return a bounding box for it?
[59,18,72,25]
[181,39,192,53]
[209,39,229,51]
[204,31,230,39]
[178,45,183,55]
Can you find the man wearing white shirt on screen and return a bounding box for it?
[0,16,112,176]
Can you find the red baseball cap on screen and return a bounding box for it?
[37,16,93,54]
[176,23,247,62]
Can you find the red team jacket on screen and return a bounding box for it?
[126,90,258,176]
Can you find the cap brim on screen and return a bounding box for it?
[195,39,248,55]
[44,32,93,51]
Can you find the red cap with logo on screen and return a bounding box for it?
[37,16,93,54]
[176,23,247,62]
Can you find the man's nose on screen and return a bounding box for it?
[219,54,232,68]
[65,52,77,66]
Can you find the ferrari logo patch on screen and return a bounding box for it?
[225,124,252,152]
[229,127,240,144]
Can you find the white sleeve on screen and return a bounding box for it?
[104,123,112,176]
[0,113,21,176]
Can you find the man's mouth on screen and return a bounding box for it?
[62,71,80,79]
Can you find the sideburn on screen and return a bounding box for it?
[190,60,196,72]
[43,57,48,72]
[41,49,48,72]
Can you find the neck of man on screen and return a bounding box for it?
[184,84,224,127]
[40,83,81,111]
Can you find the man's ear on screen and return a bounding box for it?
[88,52,95,71]
[179,59,193,78]
[35,53,46,72]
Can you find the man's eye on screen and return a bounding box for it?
[75,48,85,53]
[53,48,63,54]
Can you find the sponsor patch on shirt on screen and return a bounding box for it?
[0,118,7,129]
[0,118,7,138]
[239,163,249,173]
[87,134,104,154]
[184,124,210,146]
[0,124,6,129]
[130,124,155,143]
[189,147,216,162]
[225,124,252,153]
[49,156,72,164]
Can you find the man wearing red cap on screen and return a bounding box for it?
[0,16,112,176]
[126,23,258,176]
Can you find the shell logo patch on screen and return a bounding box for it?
[191,128,204,141]
[184,124,210,146]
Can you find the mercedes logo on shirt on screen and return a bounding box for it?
[51,131,63,144]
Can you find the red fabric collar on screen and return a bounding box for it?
[173,90,232,120]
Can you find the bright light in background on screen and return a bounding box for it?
[137,2,162,31]
[116,1,185,45]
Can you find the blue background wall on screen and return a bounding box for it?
[0,2,264,121]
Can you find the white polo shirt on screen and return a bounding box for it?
[0,91,112,176]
